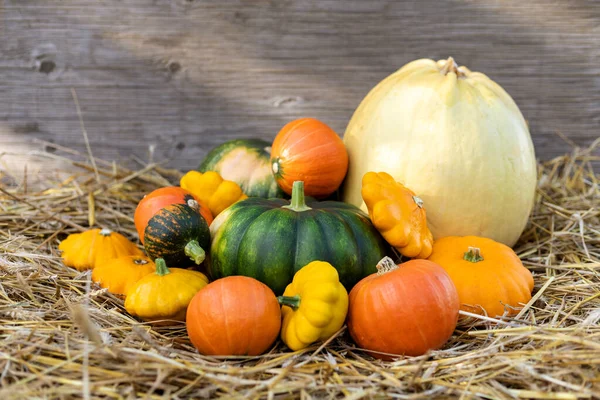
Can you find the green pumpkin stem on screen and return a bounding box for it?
[282,181,312,212]
[278,295,301,310]
[184,240,206,265]
[155,258,170,276]
[464,247,484,263]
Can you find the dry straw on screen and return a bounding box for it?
[0,139,598,399]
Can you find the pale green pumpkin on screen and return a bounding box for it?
[199,139,286,198]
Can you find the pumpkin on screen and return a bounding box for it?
[270,118,348,199]
[361,171,433,259]
[427,236,534,317]
[199,139,286,198]
[186,276,281,356]
[143,199,211,267]
[342,57,537,247]
[347,257,460,359]
[209,181,390,295]
[180,170,248,216]
[125,258,209,322]
[91,255,155,296]
[134,186,213,244]
[278,261,348,351]
[59,228,143,271]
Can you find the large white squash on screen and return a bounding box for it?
[342,57,537,247]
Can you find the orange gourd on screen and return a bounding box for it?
[270,118,348,198]
[134,187,213,244]
[361,171,433,258]
[59,228,143,271]
[186,276,281,356]
[347,257,460,359]
[91,255,155,296]
[427,236,534,317]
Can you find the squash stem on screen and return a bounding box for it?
[376,256,398,275]
[412,195,424,208]
[464,247,484,263]
[282,181,312,212]
[155,258,170,276]
[99,228,112,236]
[278,295,301,310]
[440,57,466,78]
[185,240,206,265]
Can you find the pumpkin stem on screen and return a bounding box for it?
[413,195,424,208]
[376,256,399,275]
[277,295,301,310]
[282,181,312,212]
[155,258,170,276]
[99,228,112,236]
[464,247,484,263]
[440,57,466,78]
[184,240,206,265]
[187,199,199,211]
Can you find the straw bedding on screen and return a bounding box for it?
[0,140,598,399]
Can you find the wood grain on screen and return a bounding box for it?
[1,0,599,175]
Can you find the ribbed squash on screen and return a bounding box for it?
[199,139,286,198]
[91,255,155,296]
[209,181,390,295]
[59,228,142,271]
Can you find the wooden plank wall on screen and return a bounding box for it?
[1,0,599,175]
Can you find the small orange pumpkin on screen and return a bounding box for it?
[347,257,460,359]
[270,118,348,198]
[186,276,281,356]
[59,228,143,271]
[91,255,155,296]
[134,187,213,244]
[427,236,534,317]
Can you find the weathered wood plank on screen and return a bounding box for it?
[1,0,599,176]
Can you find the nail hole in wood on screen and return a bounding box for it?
[168,62,181,74]
[39,60,55,74]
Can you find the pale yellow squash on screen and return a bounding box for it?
[342,57,537,246]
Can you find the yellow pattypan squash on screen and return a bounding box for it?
[59,228,143,271]
[125,258,209,322]
[91,255,155,296]
[278,261,348,351]
[361,171,433,259]
[180,171,247,216]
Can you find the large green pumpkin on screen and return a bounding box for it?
[209,181,390,295]
[199,139,286,198]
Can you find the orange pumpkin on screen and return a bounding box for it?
[427,236,534,317]
[347,257,460,359]
[186,276,281,356]
[270,118,348,198]
[134,187,213,244]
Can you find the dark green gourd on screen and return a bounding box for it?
[144,200,211,268]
